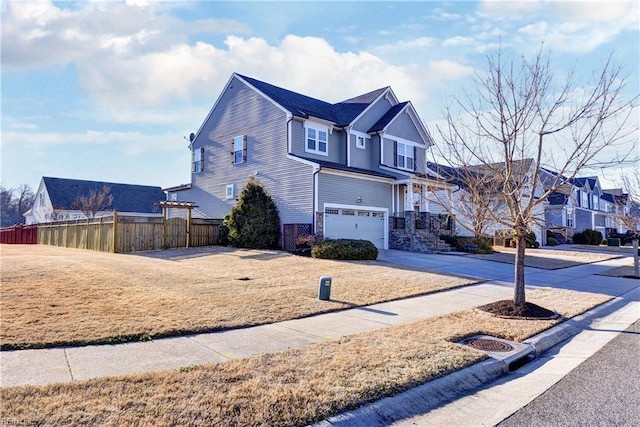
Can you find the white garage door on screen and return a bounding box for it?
[324,207,386,249]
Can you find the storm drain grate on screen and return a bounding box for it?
[462,337,514,352]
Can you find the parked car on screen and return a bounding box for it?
[607,230,640,245]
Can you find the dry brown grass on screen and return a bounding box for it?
[0,288,610,426]
[0,245,475,349]
[471,247,620,269]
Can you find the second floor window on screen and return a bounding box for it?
[192,147,204,173]
[396,142,414,170]
[306,126,328,155]
[233,135,247,164]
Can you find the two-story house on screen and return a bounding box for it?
[167,73,447,251]
[426,159,548,245]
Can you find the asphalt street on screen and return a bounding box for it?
[497,320,640,427]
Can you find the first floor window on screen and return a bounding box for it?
[306,126,328,155]
[233,135,247,164]
[192,147,204,173]
[226,184,235,200]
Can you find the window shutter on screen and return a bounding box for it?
[200,147,204,172]
[243,135,248,162]
[413,147,417,171]
[393,141,398,167]
[191,149,195,172]
[231,139,235,164]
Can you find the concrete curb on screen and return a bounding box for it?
[314,287,639,427]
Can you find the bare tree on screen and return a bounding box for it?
[431,47,637,306]
[72,185,114,218]
[0,184,35,226]
[616,168,640,233]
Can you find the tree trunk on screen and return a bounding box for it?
[513,233,527,306]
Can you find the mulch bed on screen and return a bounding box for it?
[477,300,559,320]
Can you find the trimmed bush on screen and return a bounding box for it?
[311,239,378,260]
[573,229,603,246]
[547,237,559,246]
[584,229,603,245]
[525,231,540,248]
[226,177,281,249]
[475,238,494,254]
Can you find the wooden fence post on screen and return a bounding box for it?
[112,211,118,253]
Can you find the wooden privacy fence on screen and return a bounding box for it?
[38,213,221,253]
[0,224,38,244]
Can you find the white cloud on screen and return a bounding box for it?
[442,36,475,47]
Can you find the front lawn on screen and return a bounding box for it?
[0,287,610,426]
[470,247,620,269]
[0,245,476,349]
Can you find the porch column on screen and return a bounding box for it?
[405,185,414,211]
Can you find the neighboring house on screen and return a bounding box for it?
[167,73,450,251]
[426,159,548,245]
[541,169,633,240]
[24,177,165,224]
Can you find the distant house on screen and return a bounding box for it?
[426,159,548,245]
[166,73,453,252]
[24,177,165,224]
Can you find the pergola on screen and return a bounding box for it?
[155,201,199,248]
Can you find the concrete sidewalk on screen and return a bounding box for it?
[1,252,638,390]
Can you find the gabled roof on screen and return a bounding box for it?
[42,177,165,213]
[237,74,338,122]
[236,74,396,127]
[368,102,409,132]
[548,192,569,205]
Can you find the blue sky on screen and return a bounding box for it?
[1,0,638,192]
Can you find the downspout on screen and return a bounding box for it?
[312,166,321,235]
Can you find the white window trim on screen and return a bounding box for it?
[233,135,246,165]
[356,135,367,149]
[226,184,235,200]
[304,122,329,156]
[396,141,415,171]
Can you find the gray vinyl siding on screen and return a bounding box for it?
[189,76,314,225]
[381,138,396,167]
[349,134,373,169]
[545,206,564,228]
[575,208,593,231]
[414,146,425,174]
[317,173,392,211]
[352,97,393,133]
[289,120,346,164]
[386,113,422,143]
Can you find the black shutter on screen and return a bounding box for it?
[200,147,204,172]
[393,141,398,167]
[243,135,248,162]
[413,147,417,171]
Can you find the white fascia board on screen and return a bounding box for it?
[351,130,370,139]
[320,168,395,184]
[383,133,425,149]
[404,102,434,146]
[190,74,238,149]
[234,74,291,116]
[304,117,337,133]
[286,154,320,169]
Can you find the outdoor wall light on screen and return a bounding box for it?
[357,196,363,203]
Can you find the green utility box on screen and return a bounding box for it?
[318,276,332,301]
